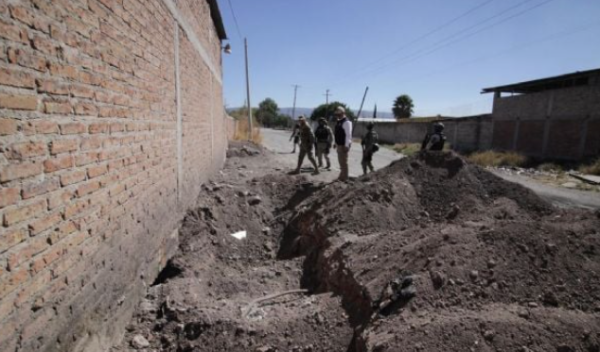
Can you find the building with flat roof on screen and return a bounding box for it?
[482,68,600,160]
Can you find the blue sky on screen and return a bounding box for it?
[219,0,600,117]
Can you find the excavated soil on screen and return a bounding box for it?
[113,143,600,352]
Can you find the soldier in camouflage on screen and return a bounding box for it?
[291,116,320,175]
[314,117,333,169]
[361,122,379,175]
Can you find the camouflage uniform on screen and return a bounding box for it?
[315,122,333,169]
[361,129,379,174]
[294,124,319,174]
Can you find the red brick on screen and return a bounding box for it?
[8,48,47,72]
[3,199,46,226]
[32,120,59,134]
[60,170,86,186]
[75,152,98,166]
[15,271,52,307]
[0,118,18,135]
[31,34,57,56]
[0,94,38,110]
[74,103,98,116]
[47,189,73,210]
[0,67,36,89]
[29,212,63,236]
[0,188,20,209]
[109,122,124,133]
[0,20,28,44]
[49,63,78,80]
[81,135,103,150]
[0,162,43,183]
[0,266,29,297]
[50,139,78,155]
[36,79,69,96]
[6,141,47,160]
[63,199,90,218]
[9,5,34,26]
[43,155,73,173]
[60,122,85,135]
[44,100,72,115]
[70,85,94,99]
[49,221,78,245]
[87,165,107,179]
[21,178,60,199]
[88,122,108,134]
[0,228,27,253]
[76,180,100,197]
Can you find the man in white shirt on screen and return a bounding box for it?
[333,106,353,181]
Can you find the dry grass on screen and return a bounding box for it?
[391,143,422,156]
[233,117,263,144]
[467,151,528,168]
[579,158,600,176]
[537,163,563,173]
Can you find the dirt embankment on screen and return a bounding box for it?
[113,143,600,352]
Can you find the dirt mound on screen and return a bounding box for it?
[114,149,600,352]
[285,152,600,351]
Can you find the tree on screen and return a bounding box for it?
[256,98,279,126]
[309,101,356,122]
[392,95,414,119]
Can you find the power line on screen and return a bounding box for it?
[350,0,498,76]
[226,0,243,41]
[324,89,332,104]
[365,0,557,78]
[331,0,555,87]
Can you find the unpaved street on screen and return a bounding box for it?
[114,142,600,352]
[492,170,600,210]
[261,128,401,181]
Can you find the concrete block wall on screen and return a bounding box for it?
[353,115,492,153]
[0,1,229,351]
[490,84,600,159]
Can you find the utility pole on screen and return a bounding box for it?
[324,89,332,105]
[356,86,369,121]
[291,84,300,119]
[244,38,253,141]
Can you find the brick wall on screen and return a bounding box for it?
[490,82,600,159]
[0,1,229,351]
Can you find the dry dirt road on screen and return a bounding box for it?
[262,128,599,210]
[260,128,401,182]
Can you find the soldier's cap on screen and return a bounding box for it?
[334,106,345,115]
[318,117,326,122]
[298,115,306,121]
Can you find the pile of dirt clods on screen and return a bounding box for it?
[113,148,600,352]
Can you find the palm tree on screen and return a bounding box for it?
[392,95,414,119]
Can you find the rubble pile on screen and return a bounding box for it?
[113,145,600,352]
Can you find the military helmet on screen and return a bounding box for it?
[434,122,444,132]
[318,117,327,123]
[367,122,375,130]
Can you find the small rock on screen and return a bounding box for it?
[482,330,495,341]
[446,204,460,220]
[131,335,150,349]
[528,302,539,308]
[469,270,479,281]
[487,259,497,268]
[429,270,446,289]
[542,291,559,307]
[561,182,578,189]
[248,196,262,205]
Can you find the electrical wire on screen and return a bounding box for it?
[226,0,243,40]
[330,0,557,87]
